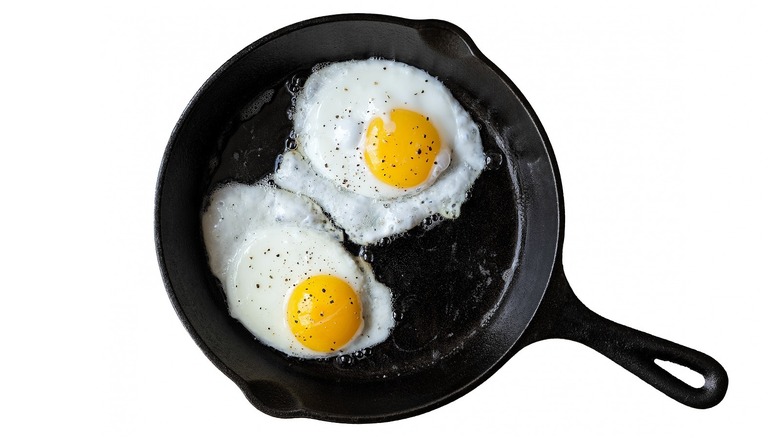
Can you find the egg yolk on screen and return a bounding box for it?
[286,275,363,352]
[364,108,442,189]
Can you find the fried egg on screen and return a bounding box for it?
[202,182,393,358]
[275,59,485,245]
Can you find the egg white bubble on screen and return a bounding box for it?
[275,59,486,245]
[201,182,394,358]
[201,181,342,281]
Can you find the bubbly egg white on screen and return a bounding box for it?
[275,59,486,245]
[202,182,394,358]
[201,181,341,281]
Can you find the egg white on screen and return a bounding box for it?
[202,182,393,358]
[275,59,486,245]
[201,181,341,281]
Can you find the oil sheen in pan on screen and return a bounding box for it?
[202,68,521,379]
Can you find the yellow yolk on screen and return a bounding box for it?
[364,109,442,189]
[286,275,363,352]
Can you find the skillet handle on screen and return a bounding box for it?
[520,268,728,409]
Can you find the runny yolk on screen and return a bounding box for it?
[364,108,442,189]
[286,275,363,352]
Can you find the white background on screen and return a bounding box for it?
[2,1,778,436]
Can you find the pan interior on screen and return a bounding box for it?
[205,63,520,379]
[157,15,560,421]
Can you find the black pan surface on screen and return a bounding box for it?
[155,14,727,422]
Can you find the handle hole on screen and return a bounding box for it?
[654,359,705,388]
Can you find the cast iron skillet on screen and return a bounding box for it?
[155,14,728,422]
